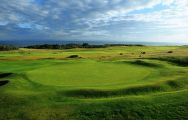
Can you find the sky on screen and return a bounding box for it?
[0,0,188,43]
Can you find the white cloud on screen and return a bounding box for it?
[161,0,174,6]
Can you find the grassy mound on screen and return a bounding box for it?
[64,85,162,98]
[64,78,188,98]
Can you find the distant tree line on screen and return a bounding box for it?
[0,45,18,51]
[25,43,144,49]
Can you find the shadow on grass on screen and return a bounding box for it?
[0,73,12,87]
[64,85,163,98]
[129,60,161,67]
[153,57,188,67]
[0,73,13,78]
[0,80,9,86]
[63,79,187,98]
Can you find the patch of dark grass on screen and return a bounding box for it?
[64,85,163,98]
[166,80,185,88]
[129,60,161,67]
[155,57,188,66]
[141,52,146,54]
[0,73,13,78]
[121,85,163,95]
[167,51,173,53]
[67,55,81,58]
[0,80,9,86]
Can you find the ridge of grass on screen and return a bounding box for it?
[64,78,188,98]
[154,57,188,66]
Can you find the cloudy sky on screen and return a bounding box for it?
[0,0,188,43]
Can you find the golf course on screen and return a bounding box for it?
[0,46,188,119]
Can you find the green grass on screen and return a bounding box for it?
[26,60,154,88]
[0,46,188,120]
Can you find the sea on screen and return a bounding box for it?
[0,40,187,47]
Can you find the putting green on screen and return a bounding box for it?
[26,60,159,89]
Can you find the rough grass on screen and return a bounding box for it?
[73,94,188,120]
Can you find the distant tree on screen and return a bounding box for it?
[82,43,89,48]
[25,43,145,49]
[0,45,18,51]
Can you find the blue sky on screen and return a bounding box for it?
[0,0,188,43]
